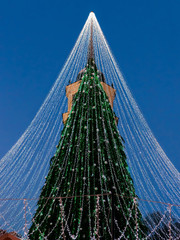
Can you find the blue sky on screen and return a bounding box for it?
[0,0,179,171]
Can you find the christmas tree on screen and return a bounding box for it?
[29,19,146,240]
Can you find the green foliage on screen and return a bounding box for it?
[29,59,146,239]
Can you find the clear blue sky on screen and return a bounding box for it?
[0,0,179,171]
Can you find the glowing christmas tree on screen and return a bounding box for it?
[29,18,146,240]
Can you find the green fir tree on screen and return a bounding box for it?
[29,23,146,239]
[29,57,146,239]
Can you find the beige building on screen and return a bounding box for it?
[63,78,117,124]
[0,232,21,240]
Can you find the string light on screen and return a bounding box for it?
[0,11,179,239]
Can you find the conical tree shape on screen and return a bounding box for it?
[29,58,146,239]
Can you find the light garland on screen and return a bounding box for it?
[0,12,179,239]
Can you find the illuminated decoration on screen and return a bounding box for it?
[0,12,179,239]
[28,18,146,239]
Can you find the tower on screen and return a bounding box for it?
[29,17,145,240]
[63,19,116,125]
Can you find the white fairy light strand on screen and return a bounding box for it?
[0,12,179,238]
